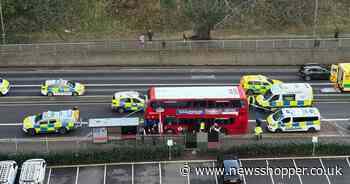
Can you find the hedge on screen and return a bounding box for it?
[0,144,184,165]
[204,143,350,158]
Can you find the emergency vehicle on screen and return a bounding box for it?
[240,75,282,95]
[265,107,320,133]
[0,161,18,184]
[0,78,10,96]
[19,159,46,184]
[111,91,145,113]
[41,79,85,96]
[330,63,350,91]
[22,108,81,136]
[255,83,313,110]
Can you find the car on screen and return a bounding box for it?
[0,78,10,96]
[41,79,85,96]
[22,108,82,136]
[19,159,46,184]
[240,75,282,95]
[217,155,242,184]
[0,160,18,184]
[111,91,146,113]
[299,65,330,81]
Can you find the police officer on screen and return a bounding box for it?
[254,122,263,140]
[200,121,205,132]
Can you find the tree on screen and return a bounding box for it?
[182,0,227,40]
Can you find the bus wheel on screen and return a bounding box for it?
[165,129,175,134]
[275,129,282,133]
[220,128,228,135]
[308,127,316,133]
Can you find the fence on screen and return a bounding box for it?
[1,38,350,55]
[1,133,350,155]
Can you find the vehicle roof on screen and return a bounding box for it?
[0,161,16,182]
[303,66,328,70]
[20,159,45,181]
[339,63,350,72]
[42,110,74,120]
[241,75,268,82]
[150,86,243,100]
[280,107,320,117]
[270,83,312,95]
[114,91,143,99]
[45,79,69,87]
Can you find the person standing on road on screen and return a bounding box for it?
[147,29,154,42]
[254,122,263,140]
[139,34,145,48]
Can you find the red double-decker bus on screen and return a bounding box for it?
[144,86,248,134]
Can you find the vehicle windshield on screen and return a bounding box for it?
[263,89,273,100]
[67,81,75,88]
[267,79,273,84]
[34,114,43,122]
[272,110,283,121]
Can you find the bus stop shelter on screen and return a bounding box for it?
[88,117,141,143]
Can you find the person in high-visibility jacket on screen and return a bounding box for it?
[254,123,263,140]
[200,121,205,132]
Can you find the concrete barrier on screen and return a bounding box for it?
[0,47,345,67]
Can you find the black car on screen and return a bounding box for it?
[299,65,330,81]
[217,155,242,184]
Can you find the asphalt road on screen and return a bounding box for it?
[0,67,348,138]
[0,67,333,96]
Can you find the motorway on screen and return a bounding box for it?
[0,66,349,139]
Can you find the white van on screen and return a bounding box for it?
[255,83,313,109]
[0,161,18,184]
[19,159,46,184]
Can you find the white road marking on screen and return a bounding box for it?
[190,75,216,79]
[292,159,303,184]
[346,157,350,167]
[213,161,218,184]
[319,158,332,184]
[132,163,134,184]
[103,164,107,184]
[75,167,80,184]
[10,82,332,88]
[159,162,162,184]
[187,162,191,184]
[46,168,52,184]
[266,160,275,184]
[239,160,247,184]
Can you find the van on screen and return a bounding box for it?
[265,107,321,133]
[19,159,46,184]
[255,83,313,110]
[0,161,18,184]
[330,63,350,91]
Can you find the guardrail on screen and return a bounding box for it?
[1,38,350,54]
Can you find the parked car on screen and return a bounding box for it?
[217,155,242,184]
[299,65,330,81]
[19,159,46,184]
[0,160,18,184]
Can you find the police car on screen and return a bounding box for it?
[0,78,10,96]
[255,83,313,110]
[22,108,81,136]
[41,79,85,96]
[266,107,321,133]
[240,75,282,95]
[111,91,145,113]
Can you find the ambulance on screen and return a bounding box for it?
[22,107,82,136]
[255,83,313,110]
[265,107,321,133]
[111,91,145,113]
[330,63,350,91]
[240,75,282,95]
[0,78,10,96]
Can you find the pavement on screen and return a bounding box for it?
[42,156,350,184]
